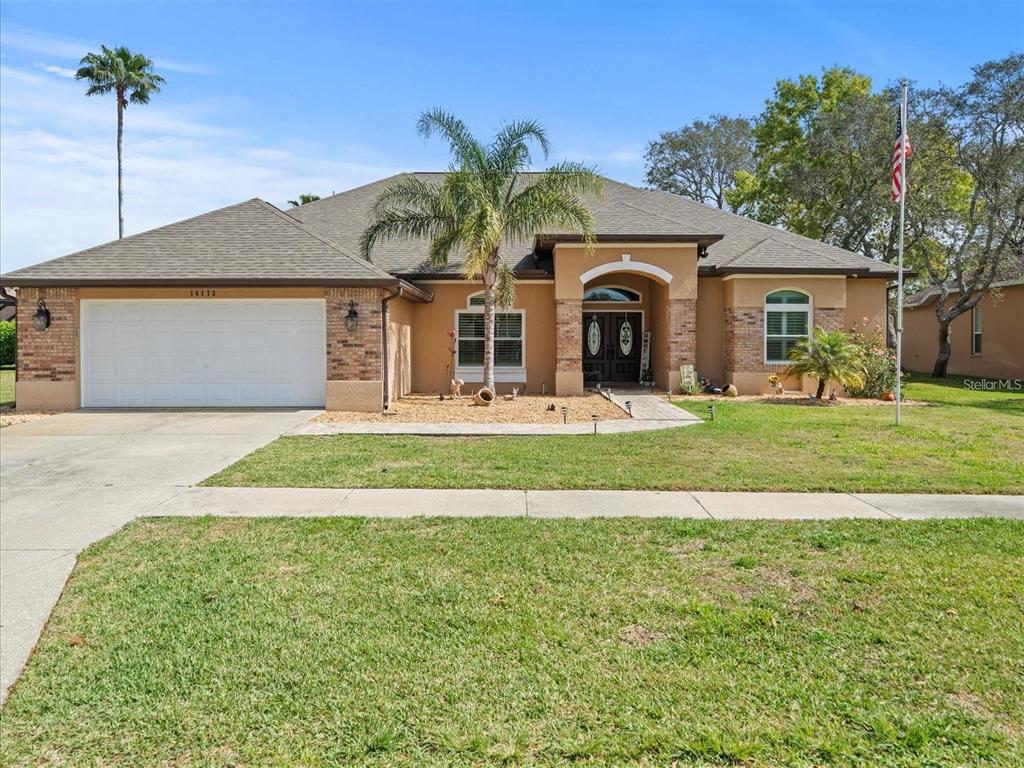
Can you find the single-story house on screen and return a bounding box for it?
[0,173,898,412]
[903,278,1023,379]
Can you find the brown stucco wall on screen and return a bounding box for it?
[696,277,725,383]
[844,278,888,333]
[903,283,1023,378]
[408,281,557,395]
[387,295,414,402]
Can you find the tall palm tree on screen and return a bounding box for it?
[76,45,165,239]
[786,327,866,399]
[288,193,322,207]
[361,109,602,391]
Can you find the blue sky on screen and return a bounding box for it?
[1,0,1021,271]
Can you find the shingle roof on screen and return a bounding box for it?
[2,173,900,286]
[289,172,899,277]
[0,199,398,286]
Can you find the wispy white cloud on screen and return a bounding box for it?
[0,65,399,272]
[1,24,208,75]
[35,62,77,78]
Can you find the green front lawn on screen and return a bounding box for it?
[203,375,1024,493]
[2,518,1021,766]
[0,367,14,408]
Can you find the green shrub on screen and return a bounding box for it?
[0,321,14,367]
[846,320,898,398]
[678,380,703,396]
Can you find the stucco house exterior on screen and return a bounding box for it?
[0,174,898,412]
[903,279,1023,379]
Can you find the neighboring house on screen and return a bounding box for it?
[0,287,15,322]
[0,174,897,412]
[903,279,1023,379]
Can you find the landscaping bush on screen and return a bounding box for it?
[846,320,898,398]
[0,321,14,367]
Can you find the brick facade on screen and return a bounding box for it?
[725,304,846,375]
[723,306,762,373]
[666,298,697,371]
[815,307,845,332]
[555,299,582,373]
[16,287,77,382]
[326,286,385,381]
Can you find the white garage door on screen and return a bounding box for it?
[81,299,326,407]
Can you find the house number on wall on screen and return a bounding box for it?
[189,289,217,297]
[619,320,633,355]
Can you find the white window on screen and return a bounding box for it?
[454,293,526,382]
[972,306,983,355]
[765,290,811,363]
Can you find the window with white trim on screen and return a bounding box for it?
[455,293,525,372]
[765,290,810,363]
[972,306,983,355]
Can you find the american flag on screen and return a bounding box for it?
[892,111,913,203]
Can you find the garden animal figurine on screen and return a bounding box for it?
[450,378,464,399]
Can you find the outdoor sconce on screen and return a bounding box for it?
[32,299,51,331]
[345,300,359,332]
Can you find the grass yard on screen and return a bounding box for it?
[0,366,14,408]
[204,375,1024,493]
[2,517,1021,766]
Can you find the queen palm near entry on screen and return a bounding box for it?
[360,110,602,391]
[786,327,866,399]
[76,45,165,239]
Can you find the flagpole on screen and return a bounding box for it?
[895,80,908,426]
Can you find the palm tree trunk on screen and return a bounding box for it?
[931,318,952,378]
[116,90,124,239]
[482,277,496,392]
[816,378,827,399]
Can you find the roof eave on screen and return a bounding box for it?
[703,266,902,277]
[539,233,725,247]
[0,277,402,288]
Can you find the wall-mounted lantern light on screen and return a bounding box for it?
[32,299,51,331]
[345,300,359,332]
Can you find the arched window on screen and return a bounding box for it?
[765,290,811,363]
[583,285,642,303]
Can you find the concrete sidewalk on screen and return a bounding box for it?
[151,488,1024,520]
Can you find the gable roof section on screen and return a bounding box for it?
[0,199,399,286]
[290,173,898,278]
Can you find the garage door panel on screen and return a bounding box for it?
[82,299,326,407]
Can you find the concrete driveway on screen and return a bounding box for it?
[0,409,316,701]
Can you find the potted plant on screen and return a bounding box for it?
[767,373,784,396]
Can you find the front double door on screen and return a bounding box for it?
[582,312,642,386]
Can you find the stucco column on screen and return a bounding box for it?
[665,298,697,393]
[555,299,583,395]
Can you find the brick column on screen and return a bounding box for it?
[555,298,583,395]
[325,286,385,411]
[666,298,697,392]
[14,287,79,411]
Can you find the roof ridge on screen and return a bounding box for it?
[288,173,411,213]
[2,199,263,278]
[608,178,888,266]
[253,199,395,279]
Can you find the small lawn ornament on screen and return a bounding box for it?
[724,384,738,398]
[450,378,464,399]
[829,389,838,402]
[474,387,495,406]
[503,387,519,402]
[546,403,556,412]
